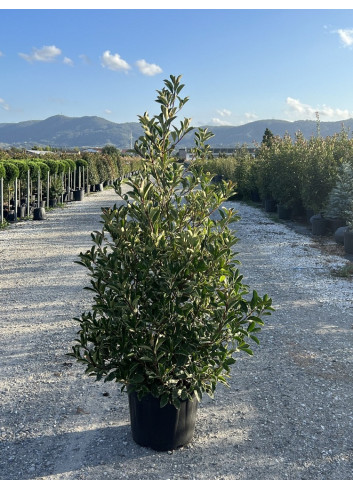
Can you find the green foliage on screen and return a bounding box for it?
[37,161,50,179]
[102,145,120,156]
[195,146,255,200]
[299,136,340,214]
[56,160,67,174]
[75,158,88,169]
[0,163,5,179]
[50,175,64,198]
[331,262,353,279]
[262,128,275,147]
[44,159,60,175]
[3,161,19,183]
[324,162,353,222]
[14,160,29,179]
[66,159,77,171]
[268,132,305,209]
[69,75,273,408]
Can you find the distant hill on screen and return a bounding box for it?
[0,114,352,149]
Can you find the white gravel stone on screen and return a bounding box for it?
[0,190,352,480]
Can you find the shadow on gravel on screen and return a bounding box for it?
[0,424,152,480]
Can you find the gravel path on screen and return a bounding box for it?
[0,188,352,480]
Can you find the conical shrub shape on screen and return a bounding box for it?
[70,75,273,408]
[324,162,353,221]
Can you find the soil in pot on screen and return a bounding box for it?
[128,392,198,451]
[344,229,353,254]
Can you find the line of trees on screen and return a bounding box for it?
[196,127,353,225]
[0,146,143,225]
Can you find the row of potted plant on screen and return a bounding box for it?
[197,130,353,254]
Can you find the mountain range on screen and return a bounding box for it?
[0,114,352,150]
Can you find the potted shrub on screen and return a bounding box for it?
[267,133,305,220]
[49,175,64,207]
[300,136,341,235]
[253,140,277,212]
[324,161,353,234]
[344,199,353,254]
[69,75,273,451]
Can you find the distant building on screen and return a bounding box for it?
[26,149,54,155]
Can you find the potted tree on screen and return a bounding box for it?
[69,75,273,451]
[49,175,64,207]
[3,161,19,222]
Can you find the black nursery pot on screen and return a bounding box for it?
[277,205,292,220]
[128,392,198,451]
[264,198,276,213]
[74,189,84,201]
[311,214,328,236]
[33,207,46,220]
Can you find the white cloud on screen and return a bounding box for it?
[244,112,258,122]
[0,98,10,111]
[286,96,353,121]
[63,57,74,66]
[217,108,231,117]
[335,28,353,48]
[101,50,131,73]
[136,59,162,76]
[79,54,91,65]
[0,51,3,57]
[104,109,112,114]
[211,117,232,126]
[19,45,62,63]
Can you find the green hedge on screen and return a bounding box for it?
[196,129,353,217]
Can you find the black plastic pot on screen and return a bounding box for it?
[33,207,46,220]
[95,183,104,192]
[6,210,16,222]
[335,226,349,245]
[311,215,328,236]
[264,199,276,213]
[128,392,198,451]
[277,205,292,220]
[49,198,57,207]
[250,190,261,202]
[306,208,315,223]
[327,217,346,234]
[17,206,26,219]
[344,229,353,254]
[74,189,84,201]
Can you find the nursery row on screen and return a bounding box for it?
[0,152,143,224]
[197,130,353,254]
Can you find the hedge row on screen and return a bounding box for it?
[0,152,143,187]
[197,129,353,220]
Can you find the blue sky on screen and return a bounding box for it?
[2,4,353,127]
